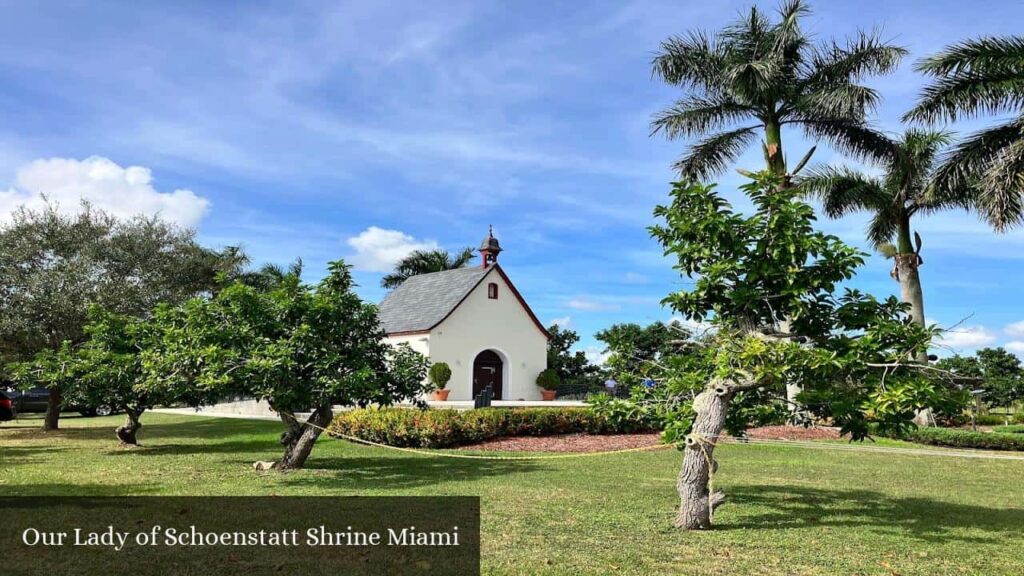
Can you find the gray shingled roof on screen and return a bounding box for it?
[378,266,490,334]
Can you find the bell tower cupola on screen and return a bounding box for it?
[479,225,502,268]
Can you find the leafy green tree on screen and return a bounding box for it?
[146,261,430,470]
[0,202,241,430]
[381,248,475,289]
[545,325,600,390]
[936,348,1024,410]
[905,37,1024,230]
[650,0,904,180]
[800,130,956,349]
[8,307,224,445]
[635,174,961,529]
[595,321,689,387]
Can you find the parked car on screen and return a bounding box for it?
[0,393,13,422]
[1,386,115,418]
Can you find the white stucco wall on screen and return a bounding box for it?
[383,333,431,357]
[425,267,548,401]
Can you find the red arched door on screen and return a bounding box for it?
[472,350,503,400]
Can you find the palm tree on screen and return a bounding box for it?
[381,248,475,289]
[799,130,954,355]
[651,0,905,181]
[239,259,304,292]
[904,36,1024,231]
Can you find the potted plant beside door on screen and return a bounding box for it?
[536,369,560,401]
[429,362,452,401]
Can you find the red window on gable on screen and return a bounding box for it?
[487,282,498,299]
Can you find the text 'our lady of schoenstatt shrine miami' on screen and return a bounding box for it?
[21,525,462,551]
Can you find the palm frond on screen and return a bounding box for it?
[650,94,751,139]
[798,165,889,218]
[806,29,907,84]
[796,116,898,165]
[673,126,760,181]
[652,31,727,92]
[976,137,1024,231]
[915,36,1024,76]
[905,71,1024,123]
[866,206,901,247]
[380,248,477,289]
[794,83,881,120]
[930,118,1024,213]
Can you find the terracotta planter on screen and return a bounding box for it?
[540,389,557,401]
[431,389,451,401]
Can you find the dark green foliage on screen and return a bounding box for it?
[428,362,452,390]
[327,407,656,449]
[546,324,602,391]
[595,321,689,387]
[936,347,1024,409]
[143,261,430,467]
[899,427,1024,451]
[625,174,965,445]
[536,368,561,391]
[0,202,241,359]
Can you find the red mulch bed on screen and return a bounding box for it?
[456,433,662,453]
[454,426,840,453]
[742,425,840,441]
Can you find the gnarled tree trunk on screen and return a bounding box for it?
[116,409,144,445]
[43,387,61,431]
[278,405,333,471]
[676,379,732,530]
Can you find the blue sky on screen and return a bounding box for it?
[2,0,1024,360]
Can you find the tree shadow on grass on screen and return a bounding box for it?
[103,439,280,457]
[1,482,161,497]
[722,484,1024,545]
[276,455,543,491]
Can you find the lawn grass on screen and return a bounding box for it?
[2,413,1023,575]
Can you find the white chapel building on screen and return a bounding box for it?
[378,230,550,401]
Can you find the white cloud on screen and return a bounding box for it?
[1004,321,1024,338]
[566,297,620,312]
[1004,341,1024,354]
[623,272,650,284]
[345,226,438,272]
[549,316,572,329]
[0,156,209,227]
[935,325,998,351]
[583,346,610,366]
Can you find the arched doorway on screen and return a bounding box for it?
[472,350,503,400]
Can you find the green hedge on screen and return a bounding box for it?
[971,414,1014,426]
[992,424,1024,435]
[327,407,655,449]
[901,427,1024,451]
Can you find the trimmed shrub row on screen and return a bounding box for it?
[327,407,656,449]
[900,427,1024,451]
[992,424,1024,435]
[971,414,1015,426]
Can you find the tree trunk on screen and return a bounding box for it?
[115,409,143,445]
[278,405,333,471]
[43,387,62,431]
[764,119,787,177]
[676,379,732,530]
[894,219,931,425]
